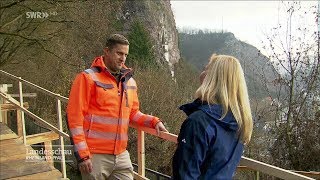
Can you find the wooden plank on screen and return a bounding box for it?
[133,171,149,180]
[0,158,53,179]
[9,93,37,98]
[0,102,29,111]
[0,153,27,162]
[8,169,62,180]
[0,122,14,135]
[0,137,22,145]
[0,137,23,146]
[0,122,18,141]
[0,133,18,140]
[26,131,59,145]
[0,140,27,157]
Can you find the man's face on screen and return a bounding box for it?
[104,44,129,72]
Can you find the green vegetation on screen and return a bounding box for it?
[127,21,155,69]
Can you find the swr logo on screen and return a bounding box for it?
[26,12,49,19]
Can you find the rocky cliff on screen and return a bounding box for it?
[118,1,180,76]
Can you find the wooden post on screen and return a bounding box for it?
[137,130,145,177]
[16,109,23,137]
[0,84,11,124]
[0,102,2,123]
[44,141,54,168]
[57,98,67,178]
[256,171,260,180]
[18,78,27,145]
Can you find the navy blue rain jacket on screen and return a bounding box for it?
[172,99,244,180]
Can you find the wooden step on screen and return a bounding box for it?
[8,169,62,180]
[0,158,55,179]
[0,123,62,179]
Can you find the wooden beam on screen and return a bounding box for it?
[1,102,29,111]
[9,93,37,98]
[0,133,18,140]
[133,171,149,180]
[26,131,59,145]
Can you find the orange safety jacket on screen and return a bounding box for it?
[67,56,160,162]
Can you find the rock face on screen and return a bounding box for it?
[117,1,180,76]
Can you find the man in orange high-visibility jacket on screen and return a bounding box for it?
[67,34,168,180]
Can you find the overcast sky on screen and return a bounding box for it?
[170,1,318,53]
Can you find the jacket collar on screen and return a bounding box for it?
[179,99,239,131]
[90,56,133,81]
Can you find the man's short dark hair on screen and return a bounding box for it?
[106,34,130,49]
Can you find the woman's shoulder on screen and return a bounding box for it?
[187,109,216,129]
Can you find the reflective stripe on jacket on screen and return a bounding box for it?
[67,56,160,162]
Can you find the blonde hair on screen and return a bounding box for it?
[195,54,253,144]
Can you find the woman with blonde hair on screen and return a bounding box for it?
[172,54,253,179]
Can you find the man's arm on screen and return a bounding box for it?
[67,73,93,168]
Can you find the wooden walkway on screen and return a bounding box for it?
[0,122,62,179]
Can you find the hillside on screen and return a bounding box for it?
[179,31,278,99]
[0,0,180,94]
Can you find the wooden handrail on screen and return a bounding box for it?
[239,157,314,179]
[129,123,178,143]
[237,166,320,179]
[0,70,68,103]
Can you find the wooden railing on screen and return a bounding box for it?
[0,70,317,180]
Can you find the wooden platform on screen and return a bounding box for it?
[0,122,62,179]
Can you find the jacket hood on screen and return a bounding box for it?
[179,99,239,131]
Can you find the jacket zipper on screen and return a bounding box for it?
[105,68,131,154]
[113,71,129,154]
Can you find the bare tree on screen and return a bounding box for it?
[260,1,320,171]
[0,0,76,67]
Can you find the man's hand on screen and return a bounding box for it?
[155,121,168,136]
[78,158,93,174]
